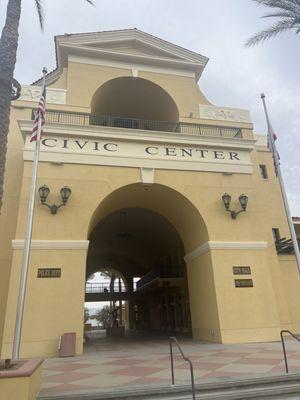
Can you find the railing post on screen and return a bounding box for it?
[280,330,289,373]
[170,337,175,386]
[169,336,195,399]
[189,360,196,400]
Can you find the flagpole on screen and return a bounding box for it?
[12,68,47,360]
[261,93,300,276]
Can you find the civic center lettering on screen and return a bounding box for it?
[39,138,241,161]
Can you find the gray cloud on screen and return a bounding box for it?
[1,0,299,214]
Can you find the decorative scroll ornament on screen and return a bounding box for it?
[19,85,66,104]
[199,105,251,124]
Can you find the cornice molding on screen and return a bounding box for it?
[12,240,89,250]
[56,29,208,64]
[184,241,268,262]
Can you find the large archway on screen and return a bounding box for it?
[90,77,179,128]
[85,183,218,342]
[87,207,191,334]
[88,183,208,253]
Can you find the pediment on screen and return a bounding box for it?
[86,40,184,61]
[56,29,208,65]
[35,29,208,86]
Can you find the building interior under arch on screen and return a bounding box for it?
[85,207,192,337]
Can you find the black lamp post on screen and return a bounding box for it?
[38,185,71,214]
[222,193,248,219]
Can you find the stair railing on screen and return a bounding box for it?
[280,330,300,373]
[169,336,195,400]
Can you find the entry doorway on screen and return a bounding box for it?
[85,207,192,344]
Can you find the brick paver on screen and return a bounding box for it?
[39,334,300,396]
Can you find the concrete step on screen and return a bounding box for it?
[38,372,300,400]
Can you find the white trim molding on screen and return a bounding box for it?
[184,241,268,262]
[12,239,89,250]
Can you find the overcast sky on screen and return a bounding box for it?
[1,0,299,215]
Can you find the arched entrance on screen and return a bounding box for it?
[85,183,216,343]
[86,207,191,335]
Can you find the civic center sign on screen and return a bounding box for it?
[21,124,254,174]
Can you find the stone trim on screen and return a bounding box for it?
[12,240,89,250]
[184,241,268,262]
[0,359,43,378]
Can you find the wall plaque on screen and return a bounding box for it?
[233,266,251,275]
[235,279,253,288]
[37,268,61,278]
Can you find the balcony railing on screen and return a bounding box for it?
[85,282,127,294]
[275,237,300,254]
[31,109,244,139]
[136,268,183,290]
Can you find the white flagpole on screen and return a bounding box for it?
[261,93,300,276]
[12,68,47,360]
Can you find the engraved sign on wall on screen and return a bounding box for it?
[23,130,254,175]
[233,266,251,275]
[37,268,61,278]
[234,279,253,288]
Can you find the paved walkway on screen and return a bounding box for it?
[39,333,300,397]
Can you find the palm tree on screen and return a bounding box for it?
[0,0,93,212]
[246,0,300,47]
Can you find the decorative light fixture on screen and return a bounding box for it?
[222,193,248,219]
[117,211,131,238]
[38,185,71,215]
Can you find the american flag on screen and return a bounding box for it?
[30,86,46,142]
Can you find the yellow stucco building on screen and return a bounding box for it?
[0,29,299,359]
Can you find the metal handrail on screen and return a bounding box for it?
[170,336,195,400]
[85,282,127,293]
[280,330,300,373]
[31,108,244,139]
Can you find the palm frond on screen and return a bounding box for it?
[251,0,300,13]
[246,0,300,46]
[34,0,44,30]
[262,11,297,19]
[245,19,296,46]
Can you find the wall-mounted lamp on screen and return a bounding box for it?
[222,193,248,219]
[38,185,71,215]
